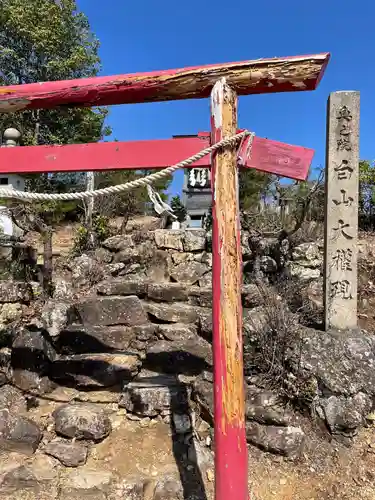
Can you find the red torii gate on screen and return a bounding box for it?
[0,53,329,500]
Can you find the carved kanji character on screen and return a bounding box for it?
[333,189,354,207]
[332,219,354,240]
[332,249,353,271]
[334,160,353,180]
[330,280,352,300]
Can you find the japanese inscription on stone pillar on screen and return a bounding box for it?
[324,91,360,330]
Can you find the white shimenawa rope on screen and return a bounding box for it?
[0,130,254,202]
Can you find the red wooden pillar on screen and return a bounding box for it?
[211,78,248,500]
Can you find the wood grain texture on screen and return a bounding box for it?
[0,53,330,112]
[211,79,248,500]
[0,134,313,180]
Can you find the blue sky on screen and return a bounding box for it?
[77,0,373,197]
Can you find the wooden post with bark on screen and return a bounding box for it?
[211,79,247,500]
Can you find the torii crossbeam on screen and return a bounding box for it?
[0,53,330,500]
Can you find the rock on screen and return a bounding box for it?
[158,323,197,342]
[44,439,88,467]
[171,252,194,265]
[146,338,212,375]
[96,278,148,297]
[0,409,42,454]
[53,404,112,441]
[292,242,322,267]
[51,352,141,388]
[0,281,31,303]
[70,254,104,287]
[119,369,189,417]
[182,230,206,252]
[0,385,27,414]
[170,261,209,285]
[295,329,375,397]
[53,278,74,300]
[319,392,372,437]
[147,283,188,302]
[172,413,191,434]
[246,422,305,458]
[94,247,112,264]
[193,374,214,424]
[10,369,55,396]
[145,250,171,282]
[103,234,134,251]
[260,256,277,273]
[58,324,156,353]
[196,308,212,340]
[144,302,198,324]
[59,469,113,498]
[73,296,148,326]
[188,287,212,308]
[285,263,321,281]
[246,389,294,426]
[41,300,71,337]
[0,454,58,494]
[59,489,107,500]
[154,230,184,251]
[11,327,56,374]
[198,273,212,288]
[243,307,268,335]
[0,303,22,324]
[105,262,126,275]
[153,475,184,500]
[242,284,263,308]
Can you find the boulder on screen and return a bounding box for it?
[188,287,212,308]
[41,300,71,337]
[50,352,141,388]
[53,278,74,300]
[112,243,150,264]
[170,261,209,285]
[119,369,189,417]
[11,327,56,374]
[246,423,305,458]
[158,323,197,342]
[44,439,88,467]
[59,469,113,497]
[0,385,27,414]
[246,388,294,426]
[145,250,171,282]
[193,373,214,424]
[73,296,148,326]
[103,234,134,251]
[154,230,184,251]
[94,247,112,264]
[319,392,372,437]
[144,302,198,324]
[285,263,321,281]
[96,277,148,297]
[0,303,22,324]
[58,324,156,353]
[198,273,212,288]
[146,338,212,375]
[292,242,322,267]
[0,281,31,303]
[10,369,55,396]
[182,230,206,252]
[53,404,112,441]
[70,254,104,287]
[196,308,212,340]
[147,283,188,303]
[0,409,42,454]
[242,284,263,308]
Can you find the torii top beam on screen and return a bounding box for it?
[0,53,330,112]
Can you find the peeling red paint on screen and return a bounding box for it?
[211,79,248,500]
[0,53,330,112]
[0,134,313,178]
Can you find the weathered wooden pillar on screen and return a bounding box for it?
[324,91,360,330]
[211,78,248,500]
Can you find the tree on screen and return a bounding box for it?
[170,195,187,223]
[0,0,111,293]
[359,160,375,231]
[239,168,272,211]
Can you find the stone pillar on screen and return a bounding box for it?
[2,128,21,147]
[324,91,360,331]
